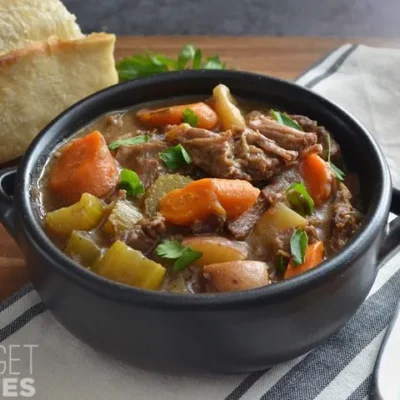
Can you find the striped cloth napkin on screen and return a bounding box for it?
[1,44,400,400]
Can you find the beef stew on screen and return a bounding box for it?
[36,84,363,293]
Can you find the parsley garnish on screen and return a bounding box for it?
[182,108,199,127]
[116,44,227,81]
[327,135,345,181]
[270,110,303,131]
[108,135,149,150]
[160,144,192,171]
[156,240,202,272]
[276,254,289,275]
[286,182,314,216]
[290,228,308,266]
[118,169,144,197]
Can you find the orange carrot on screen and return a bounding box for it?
[285,241,324,279]
[212,179,260,219]
[136,102,218,130]
[301,153,333,205]
[159,179,226,225]
[49,131,118,205]
[159,178,260,225]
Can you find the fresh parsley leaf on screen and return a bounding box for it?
[108,135,149,150]
[173,247,202,272]
[116,44,227,81]
[276,254,289,275]
[290,228,308,266]
[160,144,192,171]
[327,134,345,181]
[286,182,314,216]
[177,44,197,69]
[193,49,202,69]
[182,108,199,127]
[156,240,186,259]
[270,109,303,131]
[202,56,226,69]
[155,240,202,272]
[118,169,144,197]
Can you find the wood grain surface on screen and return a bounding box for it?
[1,36,398,302]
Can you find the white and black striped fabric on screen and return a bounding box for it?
[1,44,400,399]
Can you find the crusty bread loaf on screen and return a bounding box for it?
[0,33,119,163]
[0,0,82,54]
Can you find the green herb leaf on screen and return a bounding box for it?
[193,49,202,69]
[177,44,197,69]
[327,134,345,181]
[116,45,227,82]
[202,56,226,70]
[108,135,149,150]
[118,169,144,197]
[286,182,314,216]
[270,109,303,131]
[276,254,289,275]
[156,240,186,259]
[155,240,202,272]
[160,144,192,171]
[290,228,308,266]
[173,247,202,272]
[116,52,176,81]
[182,108,199,127]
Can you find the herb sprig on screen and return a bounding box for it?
[290,228,308,266]
[327,135,345,181]
[116,44,227,82]
[156,240,202,272]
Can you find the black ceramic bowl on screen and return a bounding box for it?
[1,71,400,374]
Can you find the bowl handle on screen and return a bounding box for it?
[377,188,400,267]
[0,167,17,238]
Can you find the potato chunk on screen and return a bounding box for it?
[103,200,143,235]
[65,231,101,268]
[182,236,248,266]
[204,261,269,292]
[212,84,246,130]
[96,240,166,290]
[251,202,306,244]
[45,193,104,236]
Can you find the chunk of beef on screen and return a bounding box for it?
[290,115,340,161]
[168,124,249,180]
[191,214,225,235]
[329,183,362,253]
[227,199,267,239]
[120,213,166,255]
[247,111,317,151]
[168,124,298,182]
[115,141,167,189]
[234,128,297,180]
[261,168,302,205]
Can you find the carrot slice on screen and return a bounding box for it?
[49,131,118,205]
[212,179,260,219]
[159,179,226,225]
[136,102,218,130]
[159,178,260,225]
[285,241,324,279]
[301,153,333,205]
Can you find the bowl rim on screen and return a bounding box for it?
[15,70,392,309]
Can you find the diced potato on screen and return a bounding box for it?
[204,261,270,292]
[251,202,306,243]
[103,200,143,235]
[96,240,166,290]
[212,84,246,130]
[45,193,104,236]
[65,231,101,268]
[182,236,248,267]
[145,174,193,216]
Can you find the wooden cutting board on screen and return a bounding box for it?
[1,36,399,302]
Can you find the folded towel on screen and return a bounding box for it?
[1,44,400,400]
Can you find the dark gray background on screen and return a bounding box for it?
[63,0,399,36]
